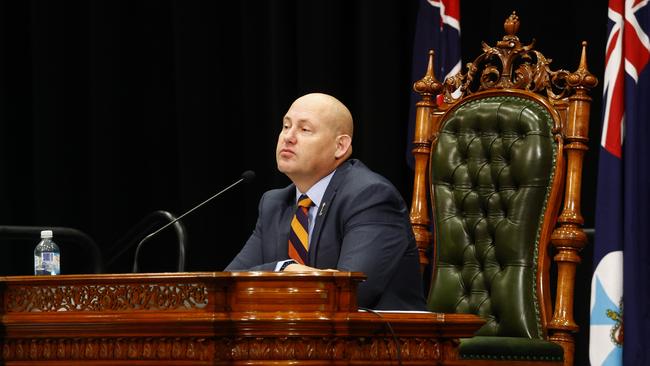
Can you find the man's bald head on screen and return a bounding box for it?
[291,93,353,138]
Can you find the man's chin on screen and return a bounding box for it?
[276,161,293,174]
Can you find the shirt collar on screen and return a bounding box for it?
[295,170,336,207]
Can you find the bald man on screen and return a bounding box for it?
[225,93,426,311]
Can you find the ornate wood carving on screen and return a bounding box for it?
[410,50,442,272]
[441,12,577,104]
[3,337,213,361]
[5,283,208,312]
[549,40,597,366]
[2,336,448,362]
[0,272,484,365]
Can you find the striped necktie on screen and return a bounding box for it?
[288,194,313,265]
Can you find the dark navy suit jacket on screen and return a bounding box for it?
[225,159,426,311]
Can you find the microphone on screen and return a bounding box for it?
[132,170,256,272]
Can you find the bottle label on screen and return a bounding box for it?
[34,252,60,275]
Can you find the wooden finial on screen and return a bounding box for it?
[497,11,523,49]
[504,11,520,36]
[426,50,435,78]
[413,50,443,96]
[567,41,598,89]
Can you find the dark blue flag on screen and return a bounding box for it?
[406,0,461,168]
[590,1,650,365]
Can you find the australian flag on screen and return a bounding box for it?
[406,0,461,168]
[590,1,650,365]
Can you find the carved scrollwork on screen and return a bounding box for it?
[442,11,576,103]
[4,283,208,312]
[2,337,213,361]
[227,336,441,361]
[349,337,442,361]
[2,336,445,362]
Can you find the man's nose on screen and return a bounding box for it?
[284,128,297,143]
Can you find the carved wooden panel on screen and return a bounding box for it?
[4,283,209,312]
[3,337,213,361]
[2,336,449,363]
[0,272,484,365]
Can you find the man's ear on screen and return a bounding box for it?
[334,135,352,159]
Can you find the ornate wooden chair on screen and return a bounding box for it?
[409,12,597,366]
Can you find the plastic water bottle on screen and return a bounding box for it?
[34,230,60,275]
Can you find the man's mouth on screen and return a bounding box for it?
[279,148,295,157]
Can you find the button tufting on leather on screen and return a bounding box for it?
[429,96,558,340]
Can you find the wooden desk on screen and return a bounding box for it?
[0,272,483,365]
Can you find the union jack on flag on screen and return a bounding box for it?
[591,0,650,365]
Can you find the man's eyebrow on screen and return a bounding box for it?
[294,118,313,125]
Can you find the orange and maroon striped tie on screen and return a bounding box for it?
[288,195,313,265]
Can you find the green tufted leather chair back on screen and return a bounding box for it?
[427,94,557,339]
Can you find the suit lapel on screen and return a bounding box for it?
[276,186,297,261]
[308,160,354,266]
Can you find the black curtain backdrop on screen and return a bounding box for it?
[1,1,605,363]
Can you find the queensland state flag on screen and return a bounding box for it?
[590,1,650,365]
[406,0,461,168]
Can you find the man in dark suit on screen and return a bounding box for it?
[226,93,425,311]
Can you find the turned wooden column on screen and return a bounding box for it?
[549,41,598,366]
[410,51,443,272]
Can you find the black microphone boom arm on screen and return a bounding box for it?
[132,170,255,272]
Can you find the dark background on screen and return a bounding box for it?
[0,0,606,363]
